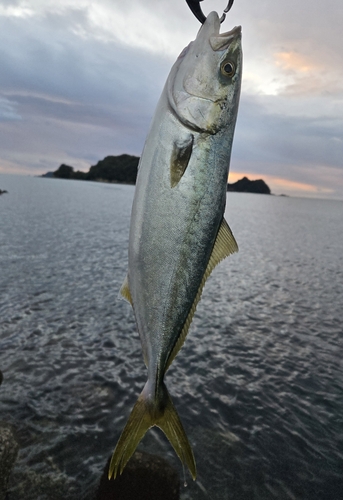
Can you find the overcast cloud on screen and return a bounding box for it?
[0,0,342,198]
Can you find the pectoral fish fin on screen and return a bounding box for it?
[119,274,133,305]
[166,218,238,371]
[108,381,196,480]
[170,134,194,188]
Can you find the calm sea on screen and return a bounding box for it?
[0,173,342,500]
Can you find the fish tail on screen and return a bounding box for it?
[108,381,196,480]
[156,382,197,480]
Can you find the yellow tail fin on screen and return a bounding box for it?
[108,382,196,480]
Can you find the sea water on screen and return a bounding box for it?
[0,174,342,499]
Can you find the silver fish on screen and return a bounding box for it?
[109,11,242,480]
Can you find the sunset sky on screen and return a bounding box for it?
[1,0,342,199]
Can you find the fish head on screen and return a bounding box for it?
[167,11,242,134]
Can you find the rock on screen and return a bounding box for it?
[53,164,75,179]
[49,154,140,184]
[87,155,139,184]
[0,422,19,500]
[96,450,180,500]
[8,468,77,500]
[227,176,271,194]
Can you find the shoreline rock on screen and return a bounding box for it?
[95,450,180,500]
[0,422,19,500]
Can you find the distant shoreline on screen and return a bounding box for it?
[43,154,272,195]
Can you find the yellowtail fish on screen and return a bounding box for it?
[109,11,242,480]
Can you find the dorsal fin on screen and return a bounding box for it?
[119,274,133,305]
[165,218,238,371]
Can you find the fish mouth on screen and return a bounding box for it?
[210,25,241,51]
[197,12,241,51]
[219,25,242,38]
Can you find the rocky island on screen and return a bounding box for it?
[44,155,271,194]
[227,176,271,194]
[46,155,139,184]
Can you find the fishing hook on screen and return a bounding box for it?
[185,0,235,24]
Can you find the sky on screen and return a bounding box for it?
[0,0,343,199]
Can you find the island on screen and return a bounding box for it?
[227,176,271,194]
[43,156,271,194]
[48,155,139,184]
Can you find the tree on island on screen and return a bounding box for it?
[53,164,75,179]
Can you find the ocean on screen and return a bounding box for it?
[0,173,342,499]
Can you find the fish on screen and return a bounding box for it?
[108,11,242,481]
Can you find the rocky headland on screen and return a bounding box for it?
[227,176,271,194]
[43,155,272,194]
[45,155,139,184]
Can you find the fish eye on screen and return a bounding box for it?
[221,61,235,77]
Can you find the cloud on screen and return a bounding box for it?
[0,7,172,173]
[231,91,343,198]
[271,51,343,97]
[0,96,21,121]
[0,0,342,199]
[0,0,195,56]
[235,0,343,99]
